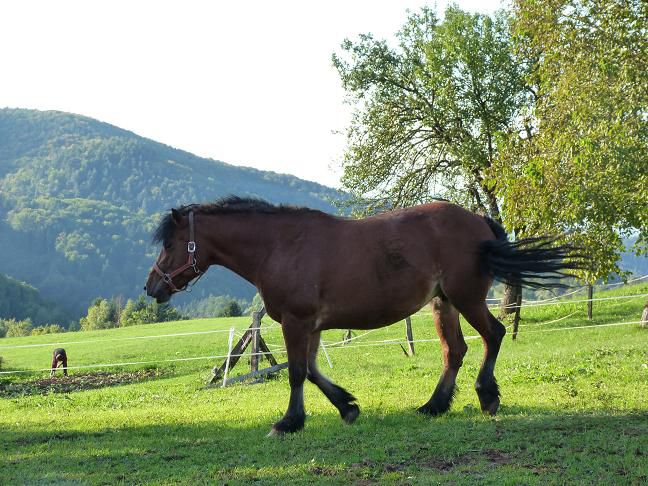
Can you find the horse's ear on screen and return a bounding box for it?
[171,208,182,225]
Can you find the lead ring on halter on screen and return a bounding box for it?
[153,211,204,293]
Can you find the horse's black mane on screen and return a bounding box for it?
[152,195,316,245]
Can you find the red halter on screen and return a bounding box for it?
[153,211,204,293]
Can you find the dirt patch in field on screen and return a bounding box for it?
[417,449,513,473]
[0,370,162,397]
[347,449,512,478]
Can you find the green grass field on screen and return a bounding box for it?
[1,283,647,485]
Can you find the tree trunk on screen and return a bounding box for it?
[499,283,521,319]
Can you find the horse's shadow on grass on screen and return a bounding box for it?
[2,406,647,484]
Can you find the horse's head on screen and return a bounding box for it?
[145,208,205,303]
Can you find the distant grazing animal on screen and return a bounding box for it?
[145,196,581,435]
[50,348,68,377]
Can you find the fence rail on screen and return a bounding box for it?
[1,278,646,376]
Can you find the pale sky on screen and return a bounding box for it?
[0,0,503,188]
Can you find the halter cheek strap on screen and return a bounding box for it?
[153,211,204,293]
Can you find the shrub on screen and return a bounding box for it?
[30,324,64,335]
[80,299,117,331]
[221,301,242,317]
[120,296,182,327]
[3,318,33,337]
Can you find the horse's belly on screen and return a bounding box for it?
[316,279,440,331]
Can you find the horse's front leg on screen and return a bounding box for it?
[306,331,360,424]
[269,316,310,435]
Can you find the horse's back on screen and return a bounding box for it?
[304,202,495,329]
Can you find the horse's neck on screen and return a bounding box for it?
[201,213,281,286]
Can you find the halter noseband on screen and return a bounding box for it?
[153,211,204,293]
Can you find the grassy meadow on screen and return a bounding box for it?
[1,283,647,485]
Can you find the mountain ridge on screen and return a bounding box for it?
[0,108,343,319]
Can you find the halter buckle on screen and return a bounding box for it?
[188,241,196,253]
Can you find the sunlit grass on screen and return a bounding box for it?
[1,283,647,484]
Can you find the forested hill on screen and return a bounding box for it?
[0,272,73,326]
[0,108,342,319]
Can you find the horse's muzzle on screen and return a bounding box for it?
[145,274,171,304]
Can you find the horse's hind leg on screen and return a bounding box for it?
[306,332,360,424]
[418,295,467,416]
[456,303,506,415]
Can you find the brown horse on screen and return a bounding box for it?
[145,196,580,435]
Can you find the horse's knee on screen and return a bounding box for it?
[447,344,467,369]
[489,314,507,340]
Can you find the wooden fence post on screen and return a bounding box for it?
[343,329,353,344]
[512,289,523,340]
[405,316,415,356]
[250,311,262,373]
[208,307,280,387]
[587,284,593,320]
[641,300,648,329]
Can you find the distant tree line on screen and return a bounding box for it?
[179,294,249,319]
[79,296,183,330]
[0,318,64,338]
[0,290,263,339]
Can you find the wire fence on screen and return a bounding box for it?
[1,277,646,377]
[1,317,644,376]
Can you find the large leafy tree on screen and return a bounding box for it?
[333,6,531,219]
[491,0,648,282]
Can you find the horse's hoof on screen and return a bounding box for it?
[267,427,285,438]
[269,416,305,435]
[342,404,360,424]
[416,402,448,416]
[481,398,500,416]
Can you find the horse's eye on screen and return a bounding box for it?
[163,242,172,251]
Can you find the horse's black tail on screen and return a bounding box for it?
[480,217,584,290]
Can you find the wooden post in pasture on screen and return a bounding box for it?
[404,316,415,356]
[512,290,523,340]
[587,284,593,320]
[250,311,262,373]
[208,307,285,387]
[641,300,648,329]
[343,329,353,343]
